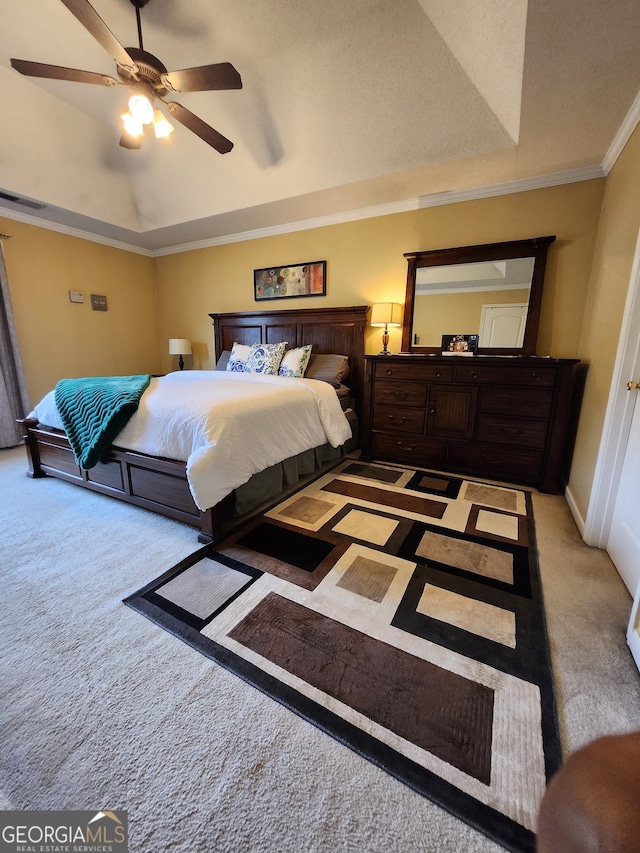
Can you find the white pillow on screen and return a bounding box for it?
[226,342,252,372]
[279,345,313,378]
[243,342,287,375]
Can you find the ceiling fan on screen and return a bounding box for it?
[10,0,242,152]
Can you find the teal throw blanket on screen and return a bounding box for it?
[54,374,151,470]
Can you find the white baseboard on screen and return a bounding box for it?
[629,633,640,672]
[627,586,640,673]
[564,484,587,540]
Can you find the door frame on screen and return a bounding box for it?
[583,227,640,547]
[628,584,640,671]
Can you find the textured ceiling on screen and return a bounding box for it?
[1,0,639,252]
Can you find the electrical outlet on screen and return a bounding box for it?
[69,290,84,303]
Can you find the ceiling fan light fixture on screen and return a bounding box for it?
[121,111,144,137]
[128,89,154,124]
[10,0,242,154]
[152,109,174,139]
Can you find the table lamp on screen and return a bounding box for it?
[169,338,192,370]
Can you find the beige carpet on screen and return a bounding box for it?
[1,445,639,852]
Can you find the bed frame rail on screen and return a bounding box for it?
[19,417,222,542]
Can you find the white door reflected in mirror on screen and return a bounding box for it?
[479,303,528,347]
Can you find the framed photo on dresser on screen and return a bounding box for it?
[441,333,479,356]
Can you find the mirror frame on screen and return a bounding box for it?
[401,235,556,356]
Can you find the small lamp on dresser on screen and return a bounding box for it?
[169,338,191,370]
[370,303,403,355]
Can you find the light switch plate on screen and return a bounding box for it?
[69,290,84,303]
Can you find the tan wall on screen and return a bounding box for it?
[568,124,640,520]
[155,179,605,373]
[1,218,160,405]
[3,176,611,520]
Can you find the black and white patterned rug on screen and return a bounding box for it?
[124,460,561,853]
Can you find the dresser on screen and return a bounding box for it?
[361,355,581,493]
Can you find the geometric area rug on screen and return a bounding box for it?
[124,460,562,853]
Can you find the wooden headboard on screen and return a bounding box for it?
[209,305,370,416]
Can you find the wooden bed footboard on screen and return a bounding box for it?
[18,417,223,543]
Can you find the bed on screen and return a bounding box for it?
[19,305,369,542]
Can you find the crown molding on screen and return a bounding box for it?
[155,165,605,257]
[416,165,605,209]
[0,158,626,259]
[602,88,640,174]
[0,206,153,256]
[152,198,420,257]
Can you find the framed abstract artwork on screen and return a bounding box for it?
[254,260,326,301]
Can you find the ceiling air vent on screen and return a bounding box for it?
[0,191,45,210]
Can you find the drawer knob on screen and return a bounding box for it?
[471,371,478,379]
[386,369,393,376]
[532,372,540,381]
[435,370,442,378]
[396,442,415,452]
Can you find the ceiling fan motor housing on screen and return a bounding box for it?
[117,46,168,94]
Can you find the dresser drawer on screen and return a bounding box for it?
[374,380,427,407]
[373,405,425,434]
[372,431,447,466]
[374,362,454,382]
[480,387,554,418]
[455,364,557,387]
[476,414,548,448]
[448,441,544,481]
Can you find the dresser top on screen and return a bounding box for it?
[366,354,579,365]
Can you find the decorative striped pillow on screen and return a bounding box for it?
[304,354,349,387]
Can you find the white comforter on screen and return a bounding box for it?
[31,370,352,511]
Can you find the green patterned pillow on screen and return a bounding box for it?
[279,345,313,378]
[243,342,287,375]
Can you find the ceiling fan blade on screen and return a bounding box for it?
[162,62,242,93]
[59,0,139,74]
[10,58,118,87]
[165,102,234,153]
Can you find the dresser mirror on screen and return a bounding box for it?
[401,236,555,356]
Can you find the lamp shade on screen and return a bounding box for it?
[370,303,403,327]
[153,109,174,139]
[169,338,192,355]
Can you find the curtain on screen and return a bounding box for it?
[0,239,31,447]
